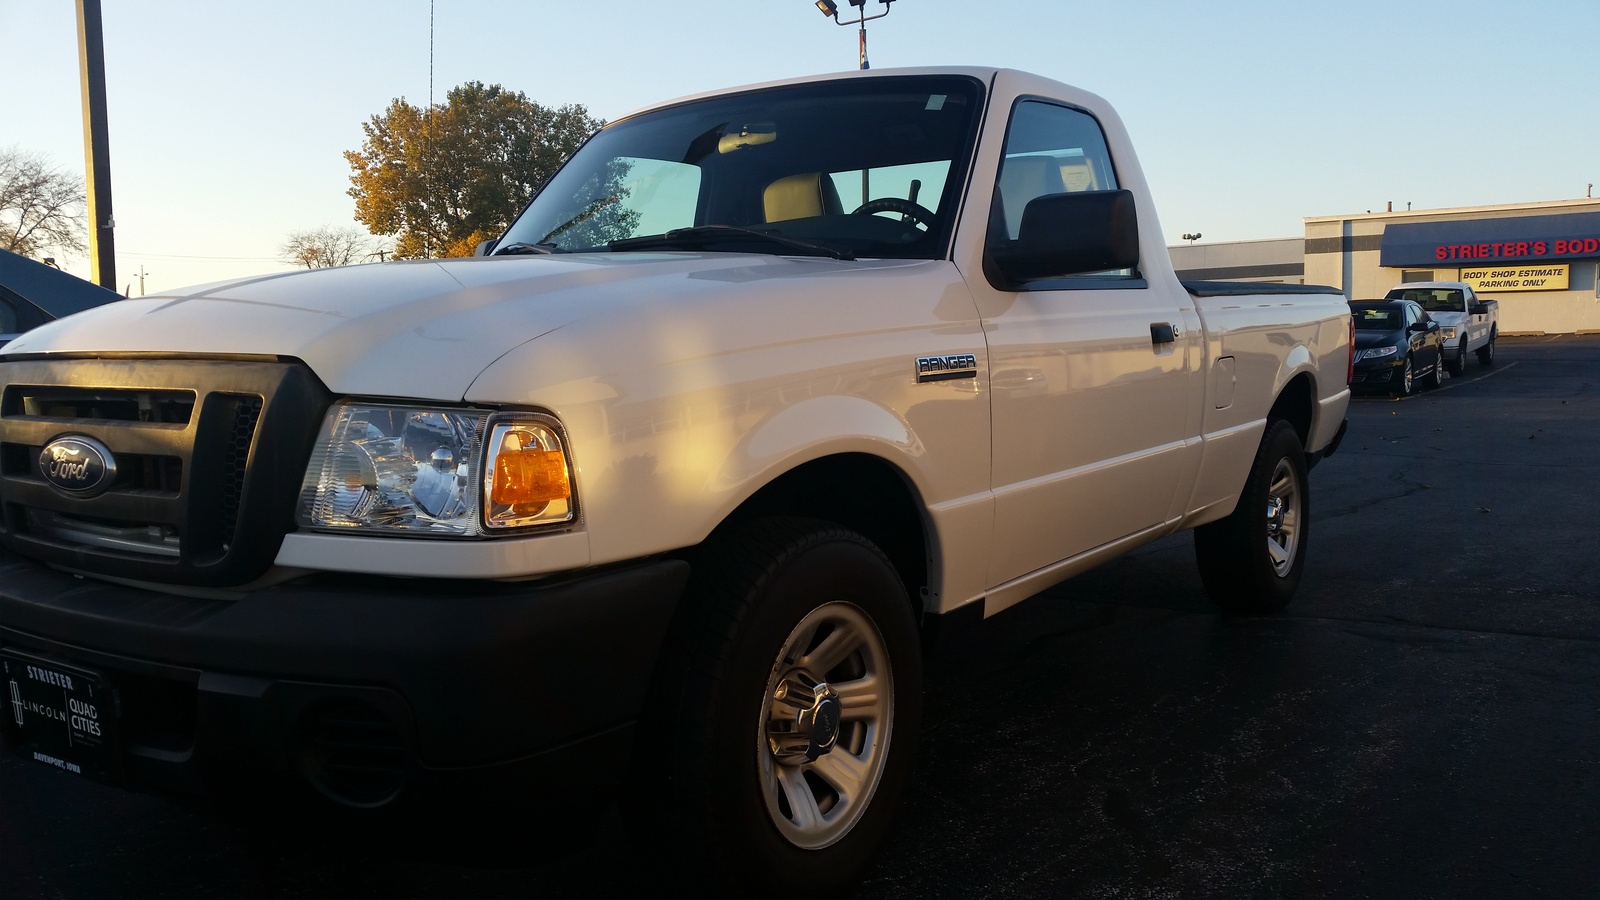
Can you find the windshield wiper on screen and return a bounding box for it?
[608,225,855,260]
[494,241,565,256]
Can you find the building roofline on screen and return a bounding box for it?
[1305,197,1600,225]
[1167,236,1302,250]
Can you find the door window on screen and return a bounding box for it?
[0,295,20,334]
[992,100,1118,241]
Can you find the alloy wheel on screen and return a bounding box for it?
[757,601,894,850]
[1264,457,1301,577]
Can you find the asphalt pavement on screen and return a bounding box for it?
[3,335,1597,899]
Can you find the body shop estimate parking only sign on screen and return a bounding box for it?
[1461,265,1570,292]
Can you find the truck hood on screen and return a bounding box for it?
[1,253,884,400]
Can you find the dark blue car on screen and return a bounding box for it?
[0,249,122,349]
[1349,299,1445,397]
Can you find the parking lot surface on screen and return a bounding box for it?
[3,335,1597,898]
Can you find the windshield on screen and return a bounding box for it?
[1352,308,1401,330]
[1386,287,1464,311]
[498,75,985,260]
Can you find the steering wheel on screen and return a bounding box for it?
[852,198,936,229]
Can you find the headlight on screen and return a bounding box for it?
[1440,326,1457,339]
[1357,346,1399,361]
[297,404,576,537]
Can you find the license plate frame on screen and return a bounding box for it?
[2,649,119,782]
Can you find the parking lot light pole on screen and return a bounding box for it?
[814,0,896,70]
[76,0,116,290]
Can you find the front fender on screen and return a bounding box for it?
[712,395,926,497]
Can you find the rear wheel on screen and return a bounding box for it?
[633,518,922,896]
[1195,420,1309,615]
[1478,331,1496,365]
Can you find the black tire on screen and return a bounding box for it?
[1194,420,1310,615]
[633,518,922,897]
[1478,331,1496,366]
[1391,355,1414,397]
[1447,342,1467,377]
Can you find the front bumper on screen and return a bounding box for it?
[1351,357,1404,388]
[0,546,687,809]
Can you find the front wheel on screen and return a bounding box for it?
[1447,343,1468,377]
[1423,351,1444,389]
[1194,420,1310,614]
[1390,355,1414,397]
[633,518,922,896]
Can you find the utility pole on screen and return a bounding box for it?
[76,0,116,290]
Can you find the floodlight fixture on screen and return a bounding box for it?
[811,0,897,70]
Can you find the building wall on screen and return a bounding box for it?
[1304,199,1600,334]
[1175,200,1600,335]
[1169,238,1305,283]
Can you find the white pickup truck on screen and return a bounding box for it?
[1383,281,1500,375]
[0,68,1350,894]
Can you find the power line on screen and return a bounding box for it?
[116,251,281,261]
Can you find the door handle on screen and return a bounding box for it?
[1150,322,1179,344]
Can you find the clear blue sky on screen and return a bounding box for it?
[4,0,1597,294]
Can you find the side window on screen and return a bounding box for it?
[827,161,951,219]
[993,100,1118,240]
[0,295,20,334]
[539,156,702,248]
[611,157,702,239]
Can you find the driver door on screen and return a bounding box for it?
[976,99,1202,592]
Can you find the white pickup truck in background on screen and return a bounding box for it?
[1385,281,1500,375]
[0,67,1350,894]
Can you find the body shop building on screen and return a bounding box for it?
[1171,198,1600,334]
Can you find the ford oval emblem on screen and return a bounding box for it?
[38,435,118,498]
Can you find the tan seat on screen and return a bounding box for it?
[764,173,841,223]
[996,156,1066,239]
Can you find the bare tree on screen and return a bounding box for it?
[280,225,386,269]
[0,147,88,259]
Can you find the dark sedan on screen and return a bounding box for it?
[1349,299,1444,397]
[0,249,122,349]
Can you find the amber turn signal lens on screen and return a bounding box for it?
[491,448,571,507]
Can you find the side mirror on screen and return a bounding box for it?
[473,239,498,257]
[987,189,1140,285]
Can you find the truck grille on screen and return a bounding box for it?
[0,357,329,587]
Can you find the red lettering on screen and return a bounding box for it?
[1534,241,1547,255]
[1516,242,1529,256]
[1556,240,1569,254]
[1585,238,1599,254]
[1477,244,1490,257]
[1435,246,1448,261]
